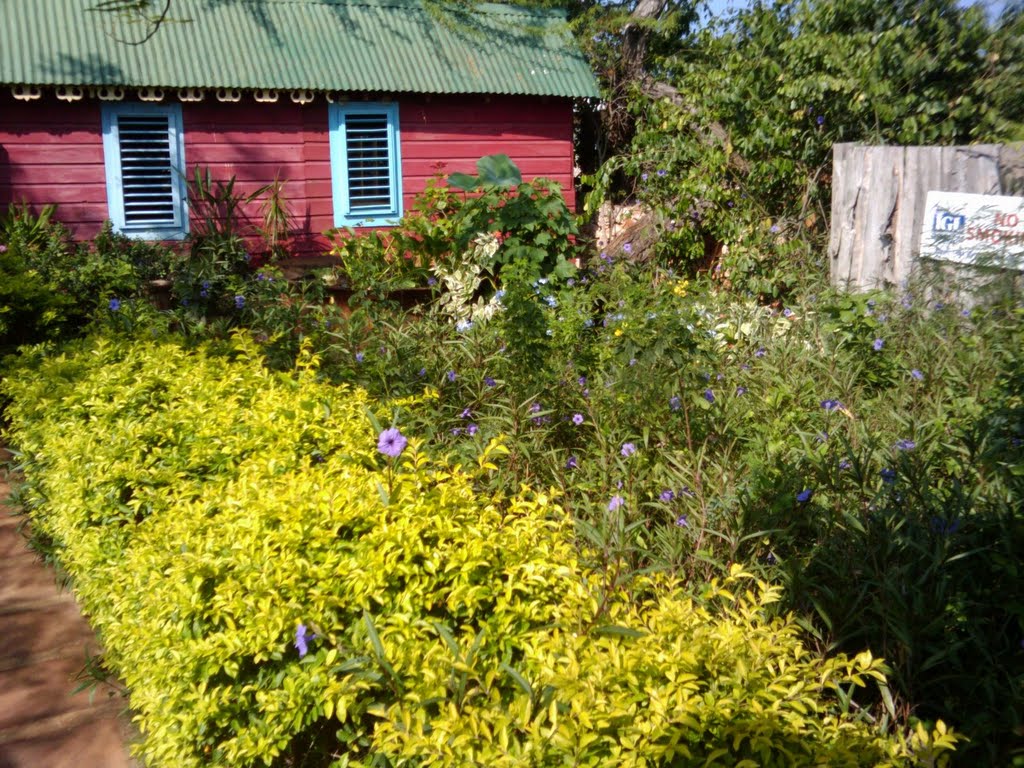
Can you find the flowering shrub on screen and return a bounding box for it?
[2,335,955,767]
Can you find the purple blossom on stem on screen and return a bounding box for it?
[566,455,578,469]
[620,442,636,457]
[821,399,843,412]
[446,370,457,383]
[755,347,766,358]
[669,396,682,411]
[872,338,884,351]
[572,413,585,426]
[659,489,675,503]
[911,369,924,381]
[355,352,364,363]
[108,298,121,311]
[294,624,314,658]
[736,386,747,396]
[484,376,496,387]
[895,439,916,451]
[796,489,813,503]
[234,295,246,309]
[703,389,715,404]
[467,423,478,436]
[675,514,689,528]
[880,467,897,484]
[377,427,408,458]
[608,495,625,511]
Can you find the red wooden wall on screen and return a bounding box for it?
[0,92,577,251]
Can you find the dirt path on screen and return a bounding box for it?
[0,453,138,768]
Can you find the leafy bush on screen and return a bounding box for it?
[2,335,951,767]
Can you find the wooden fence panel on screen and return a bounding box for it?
[828,143,1018,290]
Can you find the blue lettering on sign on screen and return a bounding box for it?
[933,209,966,232]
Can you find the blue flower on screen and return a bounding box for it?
[108,298,121,311]
[622,242,633,254]
[839,459,852,470]
[446,370,457,383]
[911,369,923,381]
[816,115,825,126]
[796,488,813,503]
[418,367,427,377]
[566,455,578,469]
[755,347,766,358]
[235,295,245,309]
[821,399,842,412]
[455,319,473,332]
[572,413,584,426]
[783,308,794,318]
[467,423,478,436]
[895,439,916,451]
[484,376,496,387]
[703,389,715,404]
[608,495,625,511]
[669,396,682,411]
[770,224,780,233]
[736,386,747,396]
[880,467,897,484]
[620,442,636,457]
[355,352,364,363]
[657,169,667,177]
[872,338,884,351]
[674,514,689,528]
[294,624,314,658]
[377,427,408,458]
[660,489,675,503]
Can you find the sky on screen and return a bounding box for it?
[699,0,1012,23]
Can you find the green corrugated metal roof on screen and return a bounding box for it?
[0,0,600,98]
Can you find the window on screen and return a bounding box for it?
[101,103,188,240]
[329,102,402,227]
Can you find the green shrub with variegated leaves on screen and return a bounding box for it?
[2,334,956,767]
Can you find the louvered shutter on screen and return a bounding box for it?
[330,103,402,227]
[102,104,188,239]
[117,114,178,227]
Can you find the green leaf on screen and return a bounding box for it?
[447,172,478,191]
[475,154,522,188]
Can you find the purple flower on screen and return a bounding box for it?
[931,516,961,536]
[622,242,633,254]
[816,115,825,126]
[294,624,314,658]
[427,277,437,286]
[446,370,457,383]
[460,408,472,420]
[755,347,766,358]
[783,308,794,318]
[659,489,675,503]
[657,169,667,177]
[578,375,587,387]
[608,495,625,511]
[620,442,636,457]
[418,367,427,377]
[451,427,462,436]
[467,423,478,436]
[484,376,496,387]
[355,352,364,363]
[911,369,923,381]
[816,431,828,443]
[703,389,715,404]
[572,413,585,425]
[108,298,121,311]
[770,224,780,233]
[880,467,897,484]
[0,244,7,253]
[872,338,884,351]
[839,459,852,470]
[566,455,578,469]
[821,399,842,412]
[674,514,689,528]
[669,396,681,411]
[796,489,813,503]
[235,295,245,309]
[641,173,649,181]
[377,427,408,458]
[736,386,747,396]
[895,439,916,451]
[530,402,542,414]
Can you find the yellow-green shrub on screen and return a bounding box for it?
[2,336,957,767]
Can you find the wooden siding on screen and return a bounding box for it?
[0,92,576,250]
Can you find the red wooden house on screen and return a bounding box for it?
[0,0,598,248]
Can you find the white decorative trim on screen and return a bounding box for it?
[178,88,204,102]
[55,85,84,102]
[11,85,42,101]
[138,87,165,102]
[97,86,125,101]
[216,88,241,102]
[290,89,314,105]
[254,89,279,103]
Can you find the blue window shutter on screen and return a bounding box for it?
[101,103,188,240]
[329,102,402,227]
